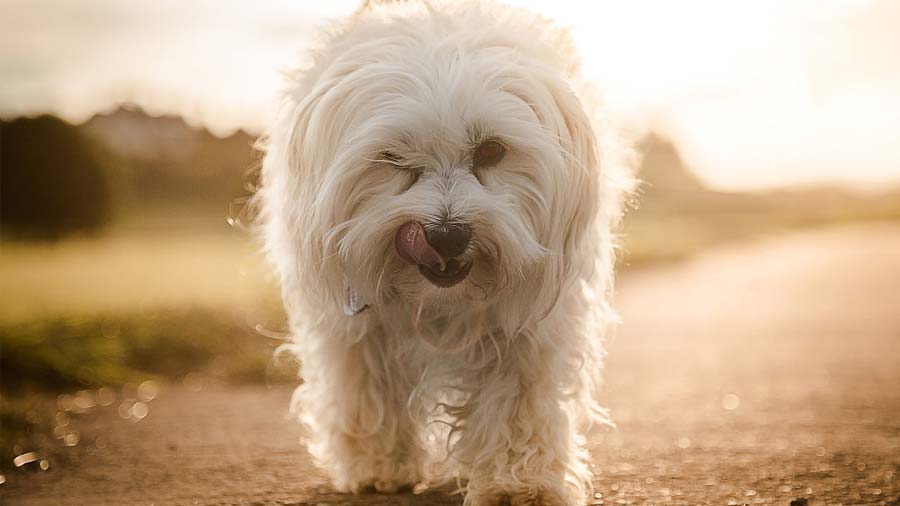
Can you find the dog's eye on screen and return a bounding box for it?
[379,151,404,166]
[473,140,506,168]
[377,151,421,189]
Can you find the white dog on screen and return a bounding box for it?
[257,1,629,504]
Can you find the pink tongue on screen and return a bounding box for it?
[394,221,445,271]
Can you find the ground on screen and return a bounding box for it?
[3,223,899,505]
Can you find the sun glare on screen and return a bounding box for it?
[1,0,898,189]
[512,0,899,190]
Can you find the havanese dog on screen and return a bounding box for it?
[257,1,629,505]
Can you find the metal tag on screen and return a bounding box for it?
[343,280,369,316]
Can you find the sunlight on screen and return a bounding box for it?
[1,0,898,189]
[511,0,900,189]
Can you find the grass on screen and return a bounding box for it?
[1,308,294,392]
[0,224,293,470]
[0,307,298,471]
[0,224,293,392]
[0,224,276,323]
[1,212,290,390]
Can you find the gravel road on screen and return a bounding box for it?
[4,224,900,505]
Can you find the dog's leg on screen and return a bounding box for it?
[296,332,424,493]
[455,344,591,506]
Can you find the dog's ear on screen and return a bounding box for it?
[527,79,617,324]
[540,78,633,321]
[262,48,397,314]
[258,70,345,311]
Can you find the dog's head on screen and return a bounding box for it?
[260,2,624,331]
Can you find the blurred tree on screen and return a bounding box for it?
[81,106,258,227]
[1,116,113,240]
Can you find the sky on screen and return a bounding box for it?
[2,0,899,191]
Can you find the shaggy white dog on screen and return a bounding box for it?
[258,1,629,504]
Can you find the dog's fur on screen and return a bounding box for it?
[257,2,629,504]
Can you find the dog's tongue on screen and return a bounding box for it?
[395,221,445,271]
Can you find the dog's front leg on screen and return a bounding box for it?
[455,350,591,506]
[297,332,424,493]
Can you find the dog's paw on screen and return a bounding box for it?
[333,464,423,495]
[509,488,570,506]
[469,487,571,506]
[368,478,417,494]
[335,475,419,494]
[328,450,424,495]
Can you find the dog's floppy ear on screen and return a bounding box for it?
[558,87,602,296]
[526,77,616,325]
[258,67,346,312]
[541,78,632,320]
[262,44,397,314]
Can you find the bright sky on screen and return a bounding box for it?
[2,0,899,190]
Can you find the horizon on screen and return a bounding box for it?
[2,0,900,191]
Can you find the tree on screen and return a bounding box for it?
[1,116,113,239]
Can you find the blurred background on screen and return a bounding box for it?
[2,1,899,504]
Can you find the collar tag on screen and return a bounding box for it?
[343,279,369,316]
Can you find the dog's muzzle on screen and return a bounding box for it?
[395,221,472,288]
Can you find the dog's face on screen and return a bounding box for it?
[336,68,570,304]
[263,5,609,327]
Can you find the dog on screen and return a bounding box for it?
[257,1,629,504]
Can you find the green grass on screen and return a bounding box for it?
[0,223,291,393]
[0,308,295,394]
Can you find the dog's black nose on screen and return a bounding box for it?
[425,223,472,259]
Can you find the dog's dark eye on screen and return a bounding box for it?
[377,151,421,189]
[473,139,506,168]
[379,151,404,166]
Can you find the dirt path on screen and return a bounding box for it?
[5,224,900,505]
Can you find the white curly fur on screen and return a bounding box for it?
[257,2,631,504]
